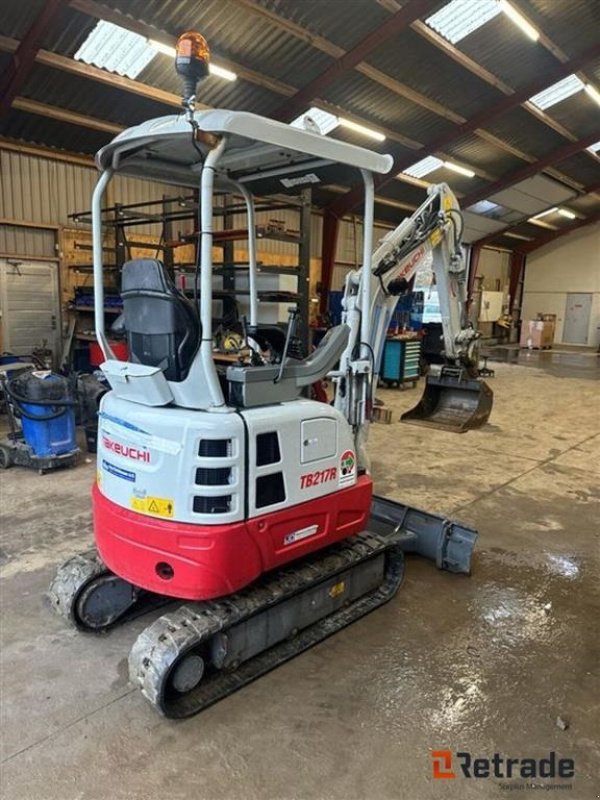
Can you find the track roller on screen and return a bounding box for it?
[129,531,405,718]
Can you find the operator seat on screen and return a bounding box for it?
[121,259,200,382]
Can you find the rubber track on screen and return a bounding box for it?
[48,550,109,628]
[129,531,405,718]
[48,550,169,631]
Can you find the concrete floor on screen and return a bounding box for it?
[1,353,599,800]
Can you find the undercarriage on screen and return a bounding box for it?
[49,497,477,718]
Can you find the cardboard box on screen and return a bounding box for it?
[520,319,554,349]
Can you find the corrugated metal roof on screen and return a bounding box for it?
[442,133,524,174]
[255,0,394,52]
[0,0,46,39]
[527,0,600,55]
[91,0,333,88]
[322,71,457,143]
[553,153,600,187]
[544,89,600,141]
[367,28,500,119]
[485,106,569,158]
[457,12,560,92]
[1,0,599,232]
[2,109,110,156]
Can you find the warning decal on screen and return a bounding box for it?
[130,495,175,518]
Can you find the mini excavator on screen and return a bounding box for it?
[50,33,492,718]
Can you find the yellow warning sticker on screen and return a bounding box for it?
[130,496,175,518]
[430,228,442,246]
[442,195,453,211]
[329,580,346,599]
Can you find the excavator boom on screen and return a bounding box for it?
[334,183,493,438]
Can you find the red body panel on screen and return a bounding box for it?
[93,476,373,600]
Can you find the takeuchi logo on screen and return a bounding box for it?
[431,750,575,781]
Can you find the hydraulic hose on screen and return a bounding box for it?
[4,383,74,421]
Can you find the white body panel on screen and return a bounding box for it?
[97,394,357,526]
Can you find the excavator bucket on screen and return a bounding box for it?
[400,371,493,433]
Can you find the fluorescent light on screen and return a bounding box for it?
[444,161,475,178]
[529,74,584,109]
[75,20,156,79]
[338,117,385,142]
[403,155,444,178]
[584,84,600,106]
[499,0,539,41]
[587,141,600,154]
[148,39,175,57]
[504,232,534,241]
[426,0,500,44]
[148,38,237,81]
[528,218,558,229]
[209,64,237,82]
[532,207,558,219]
[557,208,576,219]
[291,107,339,135]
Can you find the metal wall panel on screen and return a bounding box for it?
[0,148,191,243]
[0,225,56,257]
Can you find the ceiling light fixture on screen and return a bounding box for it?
[148,39,176,57]
[557,208,576,219]
[584,84,600,107]
[444,161,475,178]
[338,118,385,142]
[587,141,600,154]
[504,232,534,241]
[499,0,540,40]
[531,207,558,219]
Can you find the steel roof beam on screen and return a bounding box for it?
[0,0,68,119]
[517,210,600,254]
[460,132,600,209]
[326,43,600,219]
[270,0,438,122]
[12,97,123,134]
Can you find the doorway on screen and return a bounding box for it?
[0,259,61,360]
[562,293,592,345]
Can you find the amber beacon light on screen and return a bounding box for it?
[175,32,210,106]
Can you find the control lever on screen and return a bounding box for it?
[274,307,298,383]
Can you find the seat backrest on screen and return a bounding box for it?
[121,259,200,382]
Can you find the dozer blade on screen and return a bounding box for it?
[400,371,493,433]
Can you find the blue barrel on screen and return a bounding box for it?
[8,372,77,457]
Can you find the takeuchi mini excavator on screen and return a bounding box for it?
[49,33,493,718]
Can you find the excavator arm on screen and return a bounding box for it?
[332,183,493,463]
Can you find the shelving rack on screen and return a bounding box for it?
[67,189,312,357]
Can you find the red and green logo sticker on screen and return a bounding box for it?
[339,450,356,485]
